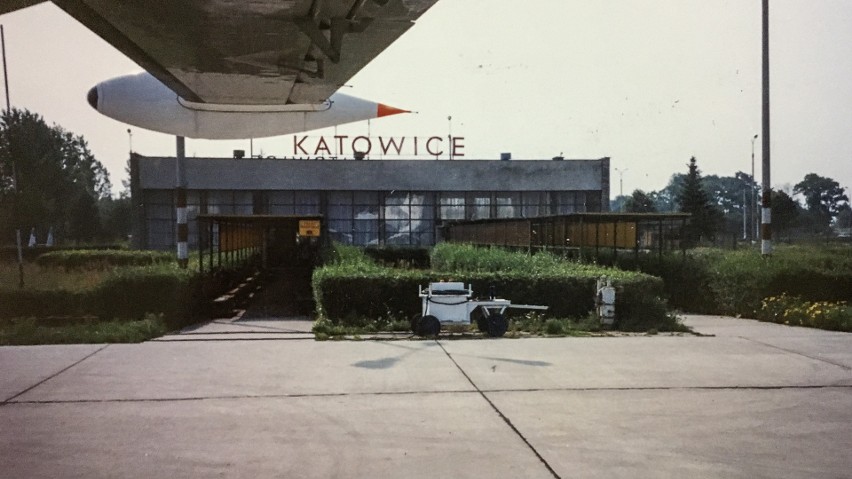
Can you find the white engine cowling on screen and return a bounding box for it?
[87,72,404,139]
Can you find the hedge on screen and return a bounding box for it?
[313,244,666,329]
[0,266,201,328]
[35,250,173,269]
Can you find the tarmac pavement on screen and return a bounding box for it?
[1,314,851,478]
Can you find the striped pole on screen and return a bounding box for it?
[761,0,772,256]
[176,136,188,268]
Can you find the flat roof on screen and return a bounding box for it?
[134,155,609,192]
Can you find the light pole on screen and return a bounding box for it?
[751,133,758,241]
[614,167,628,211]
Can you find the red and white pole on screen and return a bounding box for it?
[176,136,188,268]
[761,0,772,256]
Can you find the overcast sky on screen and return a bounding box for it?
[1,0,851,198]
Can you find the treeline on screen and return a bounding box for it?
[0,108,131,246]
[613,157,851,243]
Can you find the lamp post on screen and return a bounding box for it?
[751,133,758,241]
[614,167,628,211]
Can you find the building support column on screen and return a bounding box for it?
[176,136,188,268]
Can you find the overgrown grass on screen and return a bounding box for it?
[0,313,169,345]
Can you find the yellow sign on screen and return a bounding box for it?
[299,220,321,237]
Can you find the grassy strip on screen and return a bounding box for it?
[0,314,169,345]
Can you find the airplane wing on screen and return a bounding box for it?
[31,0,439,105]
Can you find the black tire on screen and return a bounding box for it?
[410,313,422,334]
[471,307,488,332]
[487,313,508,338]
[418,315,441,337]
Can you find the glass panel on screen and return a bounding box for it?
[353,219,379,246]
[439,193,465,220]
[522,191,543,218]
[268,191,294,215]
[384,220,410,245]
[384,191,410,221]
[233,191,253,215]
[207,190,234,215]
[585,191,602,212]
[328,219,353,244]
[295,191,320,215]
[557,192,577,214]
[496,192,520,218]
[468,192,490,220]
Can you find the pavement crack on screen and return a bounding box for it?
[739,336,852,371]
[7,389,478,405]
[437,341,562,479]
[1,344,110,406]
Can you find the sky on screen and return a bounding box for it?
[1,0,851,198]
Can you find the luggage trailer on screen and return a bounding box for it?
[411,282,548,337]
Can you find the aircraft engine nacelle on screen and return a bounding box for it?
[87,72,406,139]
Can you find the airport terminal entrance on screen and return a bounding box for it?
[197,215,323,317]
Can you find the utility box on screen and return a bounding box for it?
[596,277,616,326]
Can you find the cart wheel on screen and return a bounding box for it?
[471,307,488,333]
[418,315,441,337]
[487,313,508,338]
[410,314,422,334]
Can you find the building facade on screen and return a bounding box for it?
[130,154,611,250]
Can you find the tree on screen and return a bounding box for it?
[651,173,685,212]
[0,108,111,244]
[624,189,657,213]
[770,190,800,237]
[793,174,849,231]
[676,157,720,245]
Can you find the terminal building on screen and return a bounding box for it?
[129,154,611,250]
